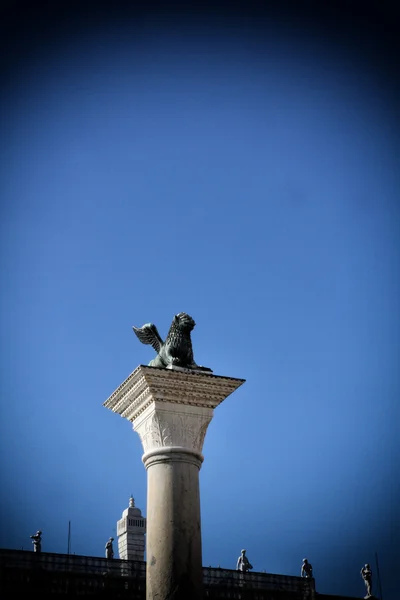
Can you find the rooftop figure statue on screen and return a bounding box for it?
[361,563,373,598]
[237,549,253,573]
[105,537,114,559]
[301,558,313,578]
[133,312,212,372]
[30,530,42,553]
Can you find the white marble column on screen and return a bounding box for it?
[104,365,245,600]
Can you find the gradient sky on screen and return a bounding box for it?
[1,3,399,599]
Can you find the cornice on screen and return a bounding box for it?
[103,365,245,423]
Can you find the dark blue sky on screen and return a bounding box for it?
[1,3,399,599]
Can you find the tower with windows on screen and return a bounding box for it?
[117,496,146,561]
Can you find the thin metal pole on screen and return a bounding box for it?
[375,551,383,600]
[67,521,71,555]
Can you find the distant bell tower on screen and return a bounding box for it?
[117,496,146,561]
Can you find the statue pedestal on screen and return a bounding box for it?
[104,365,245,600]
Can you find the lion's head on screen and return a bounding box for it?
[173,312,195,332]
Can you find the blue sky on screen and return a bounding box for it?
[1,10,399,600]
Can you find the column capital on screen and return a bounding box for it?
[103,365,245,458]
[134,401,213,460]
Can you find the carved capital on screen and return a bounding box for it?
[133,401,213,459]
[103,365,245,464]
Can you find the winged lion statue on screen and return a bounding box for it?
[132,312,212,372]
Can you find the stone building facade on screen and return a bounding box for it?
[0,548,360,600]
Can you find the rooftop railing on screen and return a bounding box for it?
[0,549,315,596]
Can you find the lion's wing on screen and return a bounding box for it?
[132,323,163,353]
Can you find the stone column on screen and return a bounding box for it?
[104,365,245,600]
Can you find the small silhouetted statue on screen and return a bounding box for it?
[237,549,253,573]
[301,558,313,578]
[361,564,372,598]
[30,530,42,553]
[105,537,114,559]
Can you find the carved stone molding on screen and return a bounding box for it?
[133,401,213,457]
[103,365,245,423]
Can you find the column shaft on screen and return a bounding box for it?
[145,450,203,600]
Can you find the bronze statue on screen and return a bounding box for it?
[133,313,212,371]
[236,549,253,572]
[361,564,372,598]
[30,530,42,553]
[301,558,313,578]
[105,537,114,559]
